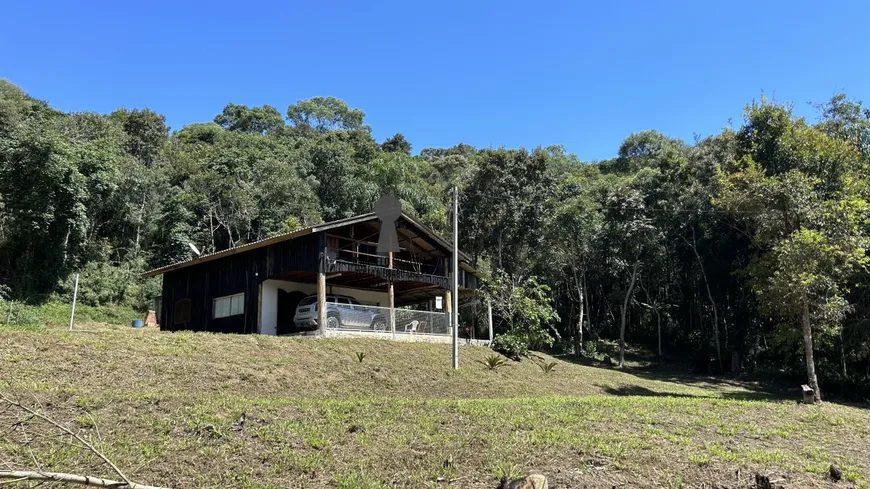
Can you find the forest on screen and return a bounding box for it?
[2,79,870,402]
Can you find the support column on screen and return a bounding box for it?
[445,289,452,336]
[317,271,327,336]
[487,300,494,342]
[257,283,263,334]
[388,251,395,338]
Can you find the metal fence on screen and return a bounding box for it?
[323,303,449,336]
[395,308,449,335]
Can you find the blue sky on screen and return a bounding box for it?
[2,0,869,161]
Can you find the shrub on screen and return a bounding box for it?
[537,361,557,374]
[485,270,560,359]
[477,354,509,371]
[491,333,529,360]
[582,339,601,358]
[0,301,42,328]
[355,352,366,363]
[0,285,41,328]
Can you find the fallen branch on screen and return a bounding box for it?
[0,470,170,489]
[0,392,171,489]
[0,393,131,486]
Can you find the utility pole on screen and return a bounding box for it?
[68,273,79,331]
[452,186,459,370]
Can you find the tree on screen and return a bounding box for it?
[486,270,560,359]
[598,174,659,367]
[461,147,555,274]
[286,96,366,132]
[381,133,412,154]
[546,165,602,356]
[214,103,284,134]
[110,108,169,166]
[814,94,870,159]
[716,100,870,402]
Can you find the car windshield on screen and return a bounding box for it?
[299,297,316,306]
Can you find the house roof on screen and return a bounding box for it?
[142,212,475,278]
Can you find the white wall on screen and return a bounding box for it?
[259,281,278,335]
[258,279,390,335]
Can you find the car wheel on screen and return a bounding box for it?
[371,316,386,331]
[326,314,341,329]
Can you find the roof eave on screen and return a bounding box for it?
[140,212,475,278]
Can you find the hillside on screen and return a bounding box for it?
[1,326,869,488]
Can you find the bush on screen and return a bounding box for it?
[477,354,509,370]
[537,361,557,374]
[56,258,161,311]
[582,339,602,358]
[0,300,42,328]
[491,333,529,360]
[0,285,41,328]
[485,271,561,360]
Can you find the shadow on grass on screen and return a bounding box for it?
[596,383,787,402]
[550,348,795,403]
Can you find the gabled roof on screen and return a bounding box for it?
[142,212,473,278]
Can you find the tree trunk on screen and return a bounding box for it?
[577,282,584,356]
[642,283,663,358]
[802,301,821,403]
[689,228,722,373]
[134,192,147,254]
[840,330,848,379]
[619,261,639,367]
[573,267,585,358]
[583,271,593,339]
[498,230,503,270]
[656,310,662,358]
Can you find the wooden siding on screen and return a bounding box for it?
[158,223,479,335]
[160,233,324,334]
[330,260,449,289]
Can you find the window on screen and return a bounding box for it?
[337,298,351,305]
[213,293,244,319]
[174,299,191,324]
[299,296,317,306]
[327,297,336,303]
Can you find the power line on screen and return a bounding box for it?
[597,205,780,216]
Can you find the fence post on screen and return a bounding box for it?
[388,252,395,339]
[68,273,79,331]
[487,300,493,343]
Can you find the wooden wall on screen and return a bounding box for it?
[160,233,324,334]
[158,224,479,335]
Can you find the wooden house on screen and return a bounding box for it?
[143,212,480,339]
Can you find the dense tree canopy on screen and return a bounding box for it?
[2,79,869,401]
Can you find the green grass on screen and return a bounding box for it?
[1,326,869,488]
[0,300,140,328]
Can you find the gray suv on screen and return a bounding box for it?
[293,294,387,331]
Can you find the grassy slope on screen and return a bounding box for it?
[4,301,140,327]
[1,326,869,489]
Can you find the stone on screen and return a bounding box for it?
[801,384,815,404]
[754,473,785,489]
[830,464,842,482]
[499,474,548,489]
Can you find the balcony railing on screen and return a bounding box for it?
[323,304,449,336]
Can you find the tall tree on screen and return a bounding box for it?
[214,103,284,134]
[716,100,870,402]
[381,133,412,155]
[286,96,366,132]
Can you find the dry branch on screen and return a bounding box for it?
[0,393,131,486]
[0,470,169,489]
[0,393,171,489]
